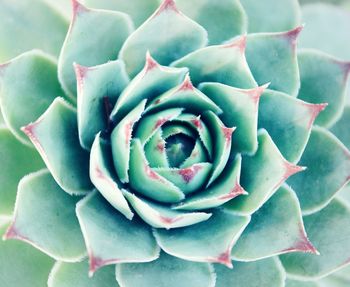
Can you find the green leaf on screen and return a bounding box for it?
[76,191,159,276]
[42,0,72,20]
[75,60,130,150]
[231,185,317,261]
[215,258,286,287]
[0,0,68,62]
[259,89,326,163]
[297,50,350,127]
[119,0,207,77]
[90,133,134,220]
[144,129,169,168]
[0,50,64,145]
[173,155,247,210]
[110,100,146,183]
[0,106,5,127]
[22,97,92,195]
[128,139,185,203]
[4,170,86,261]
[288,127,350,215]
[84,0,159,27]
[0,128,44,215]
[154,209,250,267]
[317,276,350,287]
[123,191,211,229]
[172,36,257,88]
[199,82,267,154]
[176,0,247,44]
[331,106,350,150]
[246,27,302,96]
[48,260,119,287]
[280,198,350,279]
[240,0,301,33]
[116,252,215,287]
[110,53,187,122]
[0,224,54,287]
[299,4,350,61]
[285,279,318,287]
[180,139,209,168]
[226,130,305,215]
[58,0,133,99]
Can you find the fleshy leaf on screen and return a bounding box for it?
[116,252,215,287]
[215,258,286,287]
[4,170,86,261]
[48,260,118,287]
[154,209,250,267]
[174,156,246,210]
[0,128,44,215]
[259,89,327,163]
[288,127,350,214]
[0,224,54,287]
[202,111,235,187]
[280,198,350,279]
[76,191,159,276]
[22,97,92,195]
[299,4,350,61]
[331,106,350,150]
[75,60,130,150]
[58,0,133,98]
[245,27,302,96]
[123,191,211,229]
[110,53,187,122]
[240,0,301,33]
[110,100,146,183]
[285,280,318,287]
[84,0,159,27]
[161,123,197,140]
[297,50,350,127]
[119,0,208,77]
[144,129,169,168]
[0,50,64,145]
[0,0,68,62]
[231,185,317,261]
[90,133,134,220]
[226,130,305,215]
[200,82,267,154]
[172,36,257,88]
[176,0,247,44]
[128,139,185,203]
[180,139,209,168]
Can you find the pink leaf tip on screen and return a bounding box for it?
[284,162,306,180]
[306,103,328,128]
[223,35,247,54]
[144,51,160,72]
[214,251,234,268]
[71,0,88,16]
[154,0,179,17]
[178,74,194,91]
[284,25,304,47]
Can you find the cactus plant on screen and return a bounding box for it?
[0,0,349,286]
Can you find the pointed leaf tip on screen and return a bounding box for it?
[178,73,194,91]
[71,0,88,16]
[154,0,179,17]
[211,251,233,268]
[223,35,247,53]
[285,25,304,46]
[284,162,306,179]
[306,103,328,128]
[144,51,160,72]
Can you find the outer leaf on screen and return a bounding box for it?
[259,89,326,163]
[0,106,4,127]
[176,0,247,44]
[90,133,134,220]
[280,198,350,279]
[215,258,286,287]
[83,0,159,27]
[317,276,350,287]
[0,0,68,62]
[297,50,350,127]
[200,82,267,154]
[0,224,54,287]
[119,0,207,77]
[331,106,350,150]
[154,209,250,267]
[76,191,159,276]
[288,127,350,214]
[226,130,304,215]
[22,97,92,195]
[123,191,211,229]
[240,0,301,33]
[231,185,317,261]
[0,128,44,215]
[4,170,86,262]
[172,36,257,88]
[285,280,318,287]
[116,252,215,287]
[299,4,350,61]
[48,260,118,287]
[75,60,129,150]
[246,27,302,96]
[0,50,64,145]
[58,0,133,98]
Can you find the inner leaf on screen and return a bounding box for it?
[165,133,196,168]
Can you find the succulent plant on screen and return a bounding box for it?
[0,0,350,286]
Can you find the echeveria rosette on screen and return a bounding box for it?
[0,0,350,287]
